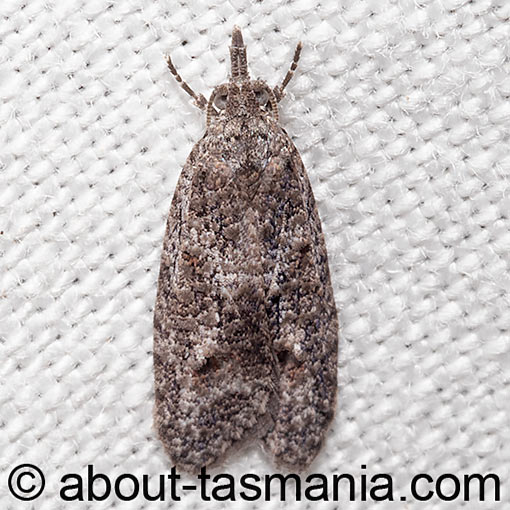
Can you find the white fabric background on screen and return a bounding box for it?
[1,0,509,508]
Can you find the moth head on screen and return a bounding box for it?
[207,26,279,120]
[209,81,277,119]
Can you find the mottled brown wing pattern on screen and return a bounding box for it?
[154,138,279,473]
[154,26,339,473]
[261,142,338,469]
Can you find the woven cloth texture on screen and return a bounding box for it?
[1,0,510,508]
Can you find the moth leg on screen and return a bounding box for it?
[165,55,207,110]
[273,42,302,102]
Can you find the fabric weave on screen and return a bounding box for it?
[1,0,509,508]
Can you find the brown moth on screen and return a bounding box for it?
[154,26,338,473]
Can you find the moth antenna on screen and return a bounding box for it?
[274,41,302,102]
[165,55,207,111]
[230,25,249,81]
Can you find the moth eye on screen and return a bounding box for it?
[213,93,228,111]
[255,88,269,107]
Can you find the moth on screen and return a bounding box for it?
[154,26,338,473]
